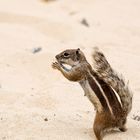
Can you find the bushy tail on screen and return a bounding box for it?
[92,48,133,115]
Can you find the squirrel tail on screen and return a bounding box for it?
[92,48,133,115]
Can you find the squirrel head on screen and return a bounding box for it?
[55,48,87,66]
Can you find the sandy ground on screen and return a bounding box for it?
[0,0,140,139]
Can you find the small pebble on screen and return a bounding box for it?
[32,47,42,54]
[81,19,89,27]
[44,118,48,121]
[132,115,140,121]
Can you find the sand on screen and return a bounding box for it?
[0,0,140,139]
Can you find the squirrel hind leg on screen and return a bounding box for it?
[119,118,127,132]
[93,112,111,140]
[93,125,103,140]
[119,119,127,132]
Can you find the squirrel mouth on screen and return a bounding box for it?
[55,57,72,70]
[58,60,72,70]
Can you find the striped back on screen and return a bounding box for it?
[87,71,123,117]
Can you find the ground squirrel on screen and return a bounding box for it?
[52,48,133,140]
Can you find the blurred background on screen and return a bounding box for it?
[0,0,140,139]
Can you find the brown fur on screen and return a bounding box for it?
[52,48,132,140]
[92,48,133,116]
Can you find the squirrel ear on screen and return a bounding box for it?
[76,48,80,60]
[76,48,80,55]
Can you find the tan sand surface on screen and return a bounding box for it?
[0,0,140,139]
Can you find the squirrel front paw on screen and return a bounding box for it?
[52,62,61,70]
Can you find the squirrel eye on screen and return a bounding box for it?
[63,52,70,57]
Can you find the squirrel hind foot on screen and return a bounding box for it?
[119,126,127,132]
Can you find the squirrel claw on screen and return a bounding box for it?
[52,62,61,70]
